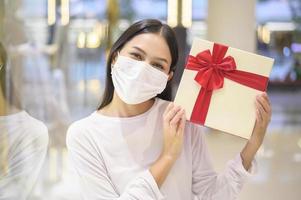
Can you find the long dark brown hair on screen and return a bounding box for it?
[98,19,179,110]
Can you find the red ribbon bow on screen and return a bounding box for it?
[185,43,269,125]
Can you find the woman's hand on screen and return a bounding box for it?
[241,92,272,170]
[150,102,186,188]
[250,92,272,147]
[161,102,186,161]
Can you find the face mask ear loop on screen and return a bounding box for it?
[111,51,121,68]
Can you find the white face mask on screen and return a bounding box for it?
[111,55,169,105]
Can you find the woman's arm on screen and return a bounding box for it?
[191,92,271,200]
[149,154,175,188]
[241,92,271,170]
[191,125,257,200]
[67,124,165,200]
[0,122,48,200]
[67,103,186,200]
[150,102,186,187]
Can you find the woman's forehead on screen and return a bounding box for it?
[123,33,172,62]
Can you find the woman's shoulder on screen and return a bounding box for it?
[185,121,210,148]
[185,121,206,134]
[66,115,94,147]
[11,111,49,148]
[67,116,91,131]
[155,98,171,112]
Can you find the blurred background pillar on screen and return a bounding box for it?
[207,0,256,52]
[0,0,4,40]
[106,0,119,50]
[0,0,5,113]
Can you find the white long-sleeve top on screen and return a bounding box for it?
[66,98,256,200]
[0,111,49,200]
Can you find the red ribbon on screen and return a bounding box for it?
[186,43,269,125]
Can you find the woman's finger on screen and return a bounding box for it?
[255,101,264,123]
[169,110,183,135]
[170,109,184,127]
[261,93,272,118]
[262,92,271,105]
[255,108,260,127]
[164,102,174,116]
[257,99,270,126]
[257,95,271,114]
[177,111,186,138]
[256,107,263,126]
[164,106,181,123]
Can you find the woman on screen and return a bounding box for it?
[67,19,271,200]
[0,42,49,199]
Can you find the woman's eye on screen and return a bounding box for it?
[130,53,142,60]
[153,63,164,70]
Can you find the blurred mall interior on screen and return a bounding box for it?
[0,0,300,199]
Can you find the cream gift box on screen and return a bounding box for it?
[174,38,274,139]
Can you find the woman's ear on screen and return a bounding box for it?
[111,51,119,68]
[168,71,174,81]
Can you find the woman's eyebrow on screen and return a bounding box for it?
[132,46,168,64]
[154,57,168,64]
[132,46,146,54]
